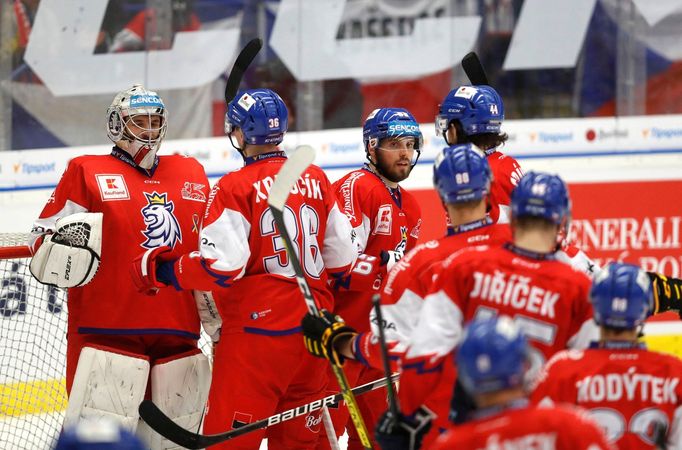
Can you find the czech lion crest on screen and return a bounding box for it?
[140,192,182,249]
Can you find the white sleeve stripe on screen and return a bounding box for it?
[405,290,464,361]
[201,209,251,274]
[567,318,600,350]
[322,204,357,271]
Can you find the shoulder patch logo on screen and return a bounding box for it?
[140,191,183,249]
[96,174,129,201]
[181,182,207,202]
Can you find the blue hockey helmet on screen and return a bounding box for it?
[433,143,492,204]
[363,107,424,155]
[511,171,570,225]
[435,85,504,141]
[591,262,652,329]
[456,316,529,395]
[225,88,288,145]
[55,418,145,450]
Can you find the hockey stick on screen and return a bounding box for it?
[138,374,399,449]
[224,38,263,103]
[461,51,489,85]
[372,295,400,419]
[267,145,374,449]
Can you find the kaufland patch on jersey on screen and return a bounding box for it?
[374,204,393,235]
[95,174,129,201]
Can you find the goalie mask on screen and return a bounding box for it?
[106,84,168,170]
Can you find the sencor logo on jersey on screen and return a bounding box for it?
[96,174,129,201]
[140,192,182,249]
[374,204,393,235]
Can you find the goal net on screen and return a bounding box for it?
[0,233,66,450]
[0,233,212,449]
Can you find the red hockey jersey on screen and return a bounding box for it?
[331,167,421,331]
[531,345,682,449]
[486,150,523,224]
[169,152,356,334]
[399,244,598,414]
[429,402,613,450]
[31,149,209,338]
[355,221,511,369]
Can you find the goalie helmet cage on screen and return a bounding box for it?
[0,233,213,449]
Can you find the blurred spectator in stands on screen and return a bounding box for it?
[94,1,127,54]
[110,0,200,52]
[10,0,39,69]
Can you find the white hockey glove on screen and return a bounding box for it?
[30,212,103,288]
[193,290,222,343]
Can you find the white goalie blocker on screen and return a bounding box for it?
[30,212,103,288]
[66,346,211,450]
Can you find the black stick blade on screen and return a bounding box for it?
[224,38,263,103]
[139,400,203,449]
[462,51,489,85]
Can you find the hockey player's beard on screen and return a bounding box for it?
[374,152,412,183]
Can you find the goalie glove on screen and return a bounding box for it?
[648,272,682,319]
[29,212,103,288]
[375,406,434,450]
[301,310,357,365]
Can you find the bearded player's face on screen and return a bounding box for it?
[371,137,416,183]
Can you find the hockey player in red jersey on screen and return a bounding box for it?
[385,171,600,444]
[133,88,357,449]
[315,107,424,450]
[29,84,212,448]
[436,84,523,224]
[303,143,511,447]
[428,316,613,450]
[531,262,682,449]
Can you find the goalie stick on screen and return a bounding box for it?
[224,38,263,103]
[461,51,490,85]
[138,373,399,449]
[267,145,374,449]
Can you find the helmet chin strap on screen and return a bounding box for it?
[228,132,247,160]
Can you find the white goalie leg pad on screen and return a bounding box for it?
[137,349,211,450]
[30,212,103,288]
[64,346,150,433]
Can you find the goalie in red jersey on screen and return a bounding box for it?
[133,88,358,449]
[29,84,211,448]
